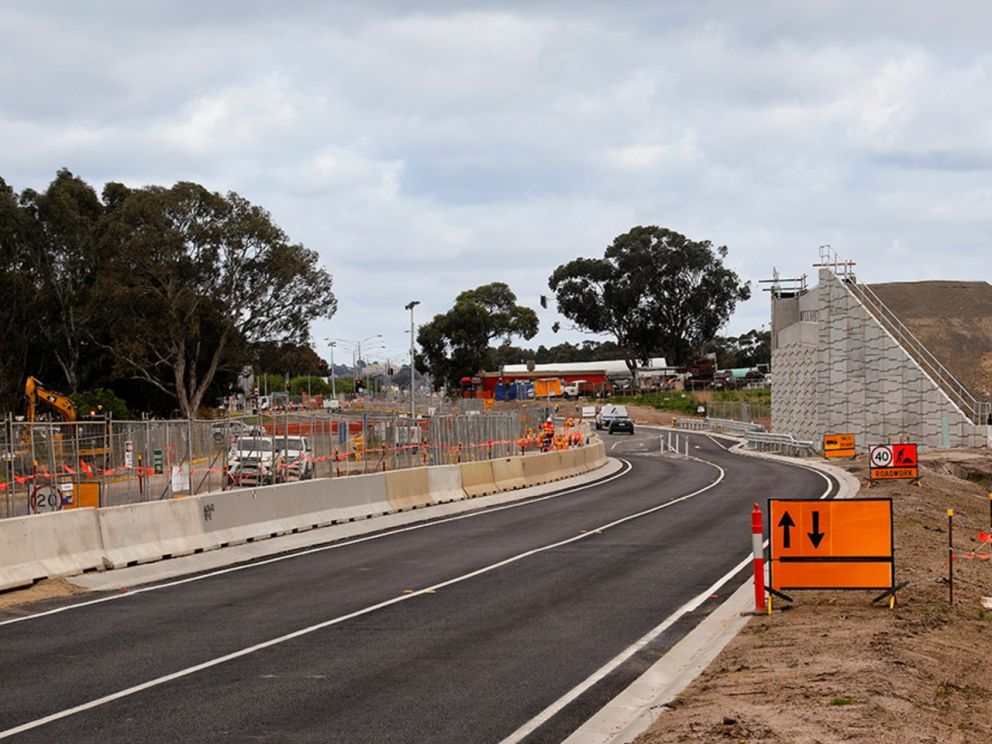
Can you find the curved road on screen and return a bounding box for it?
[0,430,835,743]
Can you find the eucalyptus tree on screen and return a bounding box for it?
[549,226,750,374]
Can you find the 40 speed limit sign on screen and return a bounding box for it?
[869,443,919,482]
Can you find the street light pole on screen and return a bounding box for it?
[327,341,336,400]
[405,301,420,425]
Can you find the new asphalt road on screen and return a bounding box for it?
[0,430,836,743]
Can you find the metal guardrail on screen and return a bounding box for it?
[673,417,763,435]
[743,432,816,457]
[673,417,814,456]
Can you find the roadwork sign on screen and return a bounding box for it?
[869,443,919,481]
[768,498,894,591]
[823,433,856,459]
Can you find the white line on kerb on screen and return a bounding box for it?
[1,461,636,629]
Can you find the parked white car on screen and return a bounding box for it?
[227,436,281,485]
[278,436,315,481]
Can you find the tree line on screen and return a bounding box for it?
[417,226,754,389]
[3,170,757,415]
[1,170,336,417]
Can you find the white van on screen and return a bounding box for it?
[595,404,628,431]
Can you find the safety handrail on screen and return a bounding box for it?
[847,281,991,425]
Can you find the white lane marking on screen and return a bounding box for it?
[499,553,752,744]
[1,461,637,628]
[0,460,725,739]
[500,436,836,743]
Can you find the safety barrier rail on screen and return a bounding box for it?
[673,417,764,436]
[743,432,816,457]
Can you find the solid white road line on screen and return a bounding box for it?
[1,460,636,628]
[0,458,725,739]
[499,553,751,744]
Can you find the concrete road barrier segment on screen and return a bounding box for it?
[0,509,104,591]
[460,460,499,498]
[385,467,432,511]
[521,450,560,486]
[263,476,392,530]
[99,499,212,569]
[427,465,464,503]
[0,447,604,589]
[492,457,527,491]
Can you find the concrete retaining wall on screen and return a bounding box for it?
[773,269,986,450]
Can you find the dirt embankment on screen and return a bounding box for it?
[635,451,992,744]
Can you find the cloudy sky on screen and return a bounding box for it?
[4,1,992,368]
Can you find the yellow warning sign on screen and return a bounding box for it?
[822,433,856,459]
[769,499,893,591]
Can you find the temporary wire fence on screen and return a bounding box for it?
[1,406,581,519]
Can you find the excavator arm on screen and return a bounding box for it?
[24,376,77,422]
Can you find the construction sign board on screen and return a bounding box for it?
[869,443,919,481]
[768,498,894,591]
[822,433,856,459]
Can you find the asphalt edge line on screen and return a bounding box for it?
[562,425,860,744]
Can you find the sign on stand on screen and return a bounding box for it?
[869,443,919,482]
[822,433,856,459]
[124,440,134,469]
[769,498,894,591]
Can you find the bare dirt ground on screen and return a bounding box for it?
[634,448,992,744]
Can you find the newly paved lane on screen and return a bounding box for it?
[0,432,834,742]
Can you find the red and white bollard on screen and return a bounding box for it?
[751,502,765,612]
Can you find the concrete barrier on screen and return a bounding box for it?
[385,467,432,511]
[0,509,104,591]
[521,450,560,486]
[98,499,212,569]
[586,441,607,469]
[554,448,579,478]
[265,475,392,531]
[492,457,527,491]
[0,444,604,589]
[427,465,464,503]
[195,483,293,547]
[460,460,499,497]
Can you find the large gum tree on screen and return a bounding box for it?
[548,226,750,375]
[94,181,336,416]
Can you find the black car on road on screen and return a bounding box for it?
[608,416,634,435]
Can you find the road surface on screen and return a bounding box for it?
[0,430,835,742]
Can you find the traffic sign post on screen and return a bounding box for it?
[768,499,895,594]
[869,443,919,483]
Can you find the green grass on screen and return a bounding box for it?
[711,388,771,403]
[606,392,701,415]
[829,696,856,706]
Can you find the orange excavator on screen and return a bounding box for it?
[24,376,77,422]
